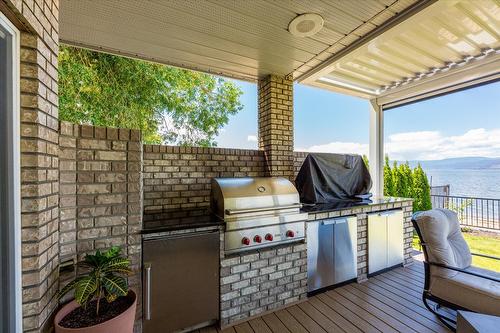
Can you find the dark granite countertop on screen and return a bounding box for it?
[141,197,411,233]
[142,208,223,234]
[301,197,412,215]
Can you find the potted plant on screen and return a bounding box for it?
[54,247,137,333]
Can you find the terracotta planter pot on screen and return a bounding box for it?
[54,291,137,333]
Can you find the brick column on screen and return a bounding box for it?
[3,0,61,331]
[258,75,294,180]
[58,122,143,330]
[58,123,143,289]
[19,33,60,332]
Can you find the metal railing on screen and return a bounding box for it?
[431,185,450,196]
[431,194,500,231]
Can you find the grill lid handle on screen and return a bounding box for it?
[225,203,302,215]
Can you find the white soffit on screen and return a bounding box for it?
[59,0,420,82]
[299,0,500,103]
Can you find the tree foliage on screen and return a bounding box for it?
[383,158,432,212]
[362,155,430,212]
[412,164,432,212]
[383,156,395,196]
[59,46,243,145]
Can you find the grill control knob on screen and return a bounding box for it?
[254,235,262,243]
[286,230,295,238]
[242,237,251,245]
[265,233,273,241]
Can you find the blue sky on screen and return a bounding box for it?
[216,80,500,161]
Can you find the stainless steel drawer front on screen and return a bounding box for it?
[307,216,357,292]
[368,212,387,274]
[334,217,358,284]
[368,209,404,275]
[387,210,404,267]
[307,220,335,292]
[143,231,219,333]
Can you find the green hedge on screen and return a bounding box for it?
[384,156,432,212]
[363,155,432,212]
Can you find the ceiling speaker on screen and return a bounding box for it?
[288,13,324,38]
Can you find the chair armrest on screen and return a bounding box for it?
[427,262,500,283]
[471,252,500,261]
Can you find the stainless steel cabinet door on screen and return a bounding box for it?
[333,217,357,283]
[143,231,219,333]
[386,210,404,267]
[368,213,387,274]
[307,220,334,292]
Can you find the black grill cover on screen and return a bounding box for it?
[295,153,372,204]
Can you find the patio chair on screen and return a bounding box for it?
[412,208,500,331]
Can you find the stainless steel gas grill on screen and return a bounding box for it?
[211,177,307,254]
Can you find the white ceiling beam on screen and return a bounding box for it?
[306,80,376,100]
[375,52,500,109]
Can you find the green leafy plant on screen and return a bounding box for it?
[59,45,243,145]
[58,247,132,316]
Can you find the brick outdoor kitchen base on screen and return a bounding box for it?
[219,198,413,327]
[220,242,308,326]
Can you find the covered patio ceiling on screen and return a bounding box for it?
[299,0,500,106]
[59,0,423,82]
[60,0,499,107]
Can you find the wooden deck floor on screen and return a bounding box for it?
[196,259,450,333]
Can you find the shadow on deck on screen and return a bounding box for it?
[198,256,450,333]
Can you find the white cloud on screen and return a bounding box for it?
[297,142,369,156]
[247,135,258,142]
[298,128,500,160]
[386,128,500,160]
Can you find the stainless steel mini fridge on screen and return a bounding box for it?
[307,216,357,293]
[143,230,219,333]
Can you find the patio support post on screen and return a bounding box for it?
[2,1,61,331]
[258,74,294,180]
[369,99,384,197]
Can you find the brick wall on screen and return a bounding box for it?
[58,122,143,326]
[293,151,308,179]
[403,203,415,266]
[19,33,60,333]
[3,1,61,331]
[59,122,142,261]
[142,147,314,212]
[258,75,294,180]
[143,145,266,212]
[220,243,308,326]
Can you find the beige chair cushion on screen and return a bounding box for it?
[415,208,500,315]
[414,208,471,270]
[465,266,500,280]
[430,270,500,316]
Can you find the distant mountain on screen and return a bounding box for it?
[396,157,500,170]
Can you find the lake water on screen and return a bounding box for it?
[425,168,500,199]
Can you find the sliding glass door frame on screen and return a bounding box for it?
[0,10,22,333]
